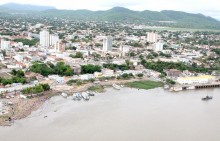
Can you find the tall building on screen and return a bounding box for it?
[147,32,158,43]
[54,41,65,52]
[40,30,50,47]
[103,36,112,52]
[0,39,10,50]
[50,34,59,46]
[154,42,164,52]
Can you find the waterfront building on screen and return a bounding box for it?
[103,36,112,52]
[177,75,216,85]
[40,30,50,47]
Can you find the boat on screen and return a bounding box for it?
[82,92,90,101]
[72,93,82,101]
[72,93,78,101]
[87,92,95,96]
[61,93,68,98]
[202,96,213,101]
[112,83,121,90]
[164,85,170,89]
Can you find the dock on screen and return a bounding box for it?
[170,82,220,92]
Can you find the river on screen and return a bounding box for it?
[0,87,220,141]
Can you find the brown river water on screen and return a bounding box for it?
[0,87,220,141]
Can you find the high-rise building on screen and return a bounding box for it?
[40,30,50,47]
[0,39,10,50]
[54,41,65,52]
[147,32,158,43]
[154,42,164,52]
[50,34,59,46]
[103,36,112,52]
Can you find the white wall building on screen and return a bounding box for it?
[154,42,164,52]
[177,75,215,85]
[40,30,50,47]
[50,34,59,46]
[147,32,158,43]
[1,39,10,50]
[103,36,112,52]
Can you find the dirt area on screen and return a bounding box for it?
[0,91,57,126]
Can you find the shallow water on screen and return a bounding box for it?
[0,88,220,141]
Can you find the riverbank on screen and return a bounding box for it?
[0,91,57,126]
[0,77,161,126]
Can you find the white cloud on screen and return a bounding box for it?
[0,0,220,19]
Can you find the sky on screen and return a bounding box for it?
[0,0,220,20]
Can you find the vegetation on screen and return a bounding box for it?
[0,69,26,85]
[21,84,50,94]
[81,64,101,74]
[88,85,105,93]
[141,60,209,74]
[117,73,134,80]
[125,80,163,90]
[69,52,84,59]
[137,73,144,78]
[30,62,73,76]
[14,38,38,46]
[166,79,176,85]
[103,63,129,71]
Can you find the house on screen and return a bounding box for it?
[165,69,182,78]
[102,69,114,77]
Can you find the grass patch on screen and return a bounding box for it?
[125,80,163,90]
[88,85,105,93]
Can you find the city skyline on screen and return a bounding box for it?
[0,0,220,20]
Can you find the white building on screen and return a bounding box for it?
[1,39,10,50]
[147,32,158,43]
[103,36,112,52]
[40,30,50,47]
[102,69,114,77]
[48,75,65,84]
[120,45,130,53]
[177,75,215,85]
[50,34,59,46]
[154,42,164,52]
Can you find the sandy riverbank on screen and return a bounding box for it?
[0,77,155,126]
[0,91,57,126]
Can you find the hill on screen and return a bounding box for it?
[0,4,219,29]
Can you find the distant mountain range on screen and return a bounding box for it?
[0,3,220,29]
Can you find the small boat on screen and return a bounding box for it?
[61,93,68,98]
[82,92,90,101]
[164,85,169,89]
[88,92,95,96]
[202,96,213,101]
[72,93,82,101]
[112,83,121,90]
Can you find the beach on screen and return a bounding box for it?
[0,87,220,141]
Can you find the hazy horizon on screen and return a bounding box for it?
[0,0,220,20]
